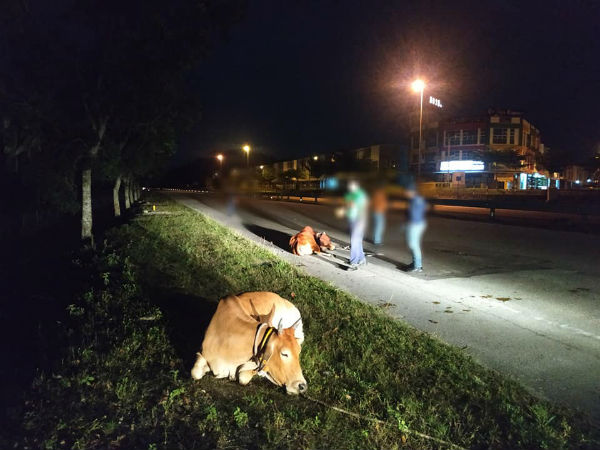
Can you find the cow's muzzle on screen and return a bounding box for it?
[287,380,308,395]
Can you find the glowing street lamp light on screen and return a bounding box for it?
[216,153,224,170]
[411,79,425,179]
[242,144,251,167]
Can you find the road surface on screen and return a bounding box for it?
[171,192,600,423]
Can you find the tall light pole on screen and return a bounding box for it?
[216,153,224,171]
[411,79,425,179]
[242,144,251,167]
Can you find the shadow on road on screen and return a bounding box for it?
[243,223,292,252]
[154,291,218,369]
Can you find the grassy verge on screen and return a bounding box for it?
[6,193,598,450]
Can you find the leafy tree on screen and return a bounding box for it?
[481,149,523,170]
[0,0,244,242]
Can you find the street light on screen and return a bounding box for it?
[411,79,425,179]
[242,144,251,167]
[216,153,224,170]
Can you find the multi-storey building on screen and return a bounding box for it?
[257,144,407,180]
[410,109,549,189]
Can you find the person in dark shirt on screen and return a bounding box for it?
[405,184,427,272]
[371,186,388,245]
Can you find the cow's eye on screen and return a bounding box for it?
[281,352,289,358]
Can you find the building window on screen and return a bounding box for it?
[449,150,460,159]
[462,130,477,145]
[445,130,460,146]
[509,128,516,144]
[412,134,420,149]
[493,128,508,144]
[479,129,488,145]
[425,131,438,147]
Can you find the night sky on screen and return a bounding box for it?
[178,0,600,165]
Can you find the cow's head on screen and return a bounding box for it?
[262,319,306,395]
[316,232,335,250]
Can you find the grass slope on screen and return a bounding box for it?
[7,193,598,450]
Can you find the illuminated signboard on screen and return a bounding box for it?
[440,160,484,172]
[429,96,443,108]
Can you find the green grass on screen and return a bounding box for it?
[6,193,598,450]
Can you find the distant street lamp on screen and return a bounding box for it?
[411,79,425,179]
[242,144,251,167]
[216,153,224,170]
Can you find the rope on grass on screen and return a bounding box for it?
[302,394,467,450]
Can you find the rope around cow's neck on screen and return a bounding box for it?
[301,393,467,450]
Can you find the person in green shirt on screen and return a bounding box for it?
[344,180,368,268]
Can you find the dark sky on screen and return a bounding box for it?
[178,0,600,164]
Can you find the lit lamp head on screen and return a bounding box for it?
[243,145,250,153]
[216,154,223,162]
[411,79,425,93]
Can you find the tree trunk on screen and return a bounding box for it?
[132,182,138,202]
[113,175,122,217]
[81,168,93,244]
[128,179,135,205]
[124,178,131,209]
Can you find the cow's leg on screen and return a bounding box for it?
[236,361,258,385]
[191,353,210,380]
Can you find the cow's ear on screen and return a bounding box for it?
[315,232,322,238]
[264,304,276,326]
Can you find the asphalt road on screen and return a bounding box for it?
[171,192,600,423]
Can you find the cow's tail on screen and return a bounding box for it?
[191,353,209,380]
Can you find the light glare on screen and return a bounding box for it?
[411,79,425,92]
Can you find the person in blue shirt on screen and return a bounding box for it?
[405,183,427,272]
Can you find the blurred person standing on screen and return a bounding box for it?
[371,185,388,246]
[342,180,368,269]
[405,183,427,272]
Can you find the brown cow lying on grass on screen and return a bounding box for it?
[289,226,336,256]
[191,292,307,394]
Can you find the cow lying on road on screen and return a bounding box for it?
[191,292,307,394]
[289,226,336,256]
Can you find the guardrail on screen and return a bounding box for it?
[253,189,600,219]
[159,188,600,220]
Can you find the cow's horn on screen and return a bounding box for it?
[291,317,301,330]
[277,318,283,334]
